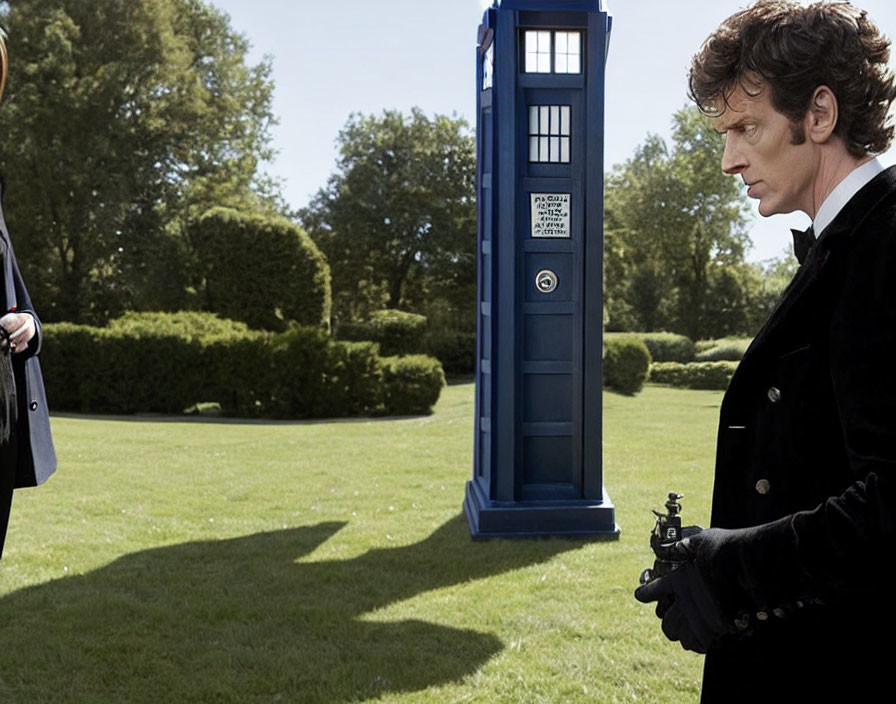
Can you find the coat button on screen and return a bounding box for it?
[755,479,771,494]
[756,611,769,621]
[29,400,38,411]
[773,608,786,618]
[767,386,782,402]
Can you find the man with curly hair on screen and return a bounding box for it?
[635,2,896,700]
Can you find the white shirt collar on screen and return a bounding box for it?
[813,158,884,236]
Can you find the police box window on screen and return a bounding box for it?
[528,105,571,163]
[523,30,581,74]
[483,42,494,90]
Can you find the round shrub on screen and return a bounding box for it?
[380,355,446,415]
[603,335,651,395]
[187,207,331,332]
[649,361,738,390]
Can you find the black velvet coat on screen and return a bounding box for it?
[700,166,896,702]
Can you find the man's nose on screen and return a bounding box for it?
[721,134,745,175]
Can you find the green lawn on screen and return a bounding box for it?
[0,382,723,703]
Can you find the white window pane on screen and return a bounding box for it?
[540,106,549,131]
[537,31,551,52]
[568,55,580,73]
[537,53,550,73]
[556,32,568,53]
[483,44,494,89]
[569,32,581,55]
[529,106,538,134]
[560,106,570,134]
[560,137,570,163]
[550,106,560,134]
[525,51,537,73]
[540,137,549,160]
[550,137,560,161]
[526,31,537,51]
[555,55,568,73]
[530,136,539,161]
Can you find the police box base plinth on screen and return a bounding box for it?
[463,480,620,540]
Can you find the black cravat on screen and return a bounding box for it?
[791,225,816,264]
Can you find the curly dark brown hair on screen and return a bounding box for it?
[689,1,896,157]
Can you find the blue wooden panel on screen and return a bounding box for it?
[523,435,573,485]
[523,373,572,422]
[524,314,573,361]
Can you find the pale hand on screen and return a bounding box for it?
[0,312,35,353]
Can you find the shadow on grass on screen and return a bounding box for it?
[0,513,584,703]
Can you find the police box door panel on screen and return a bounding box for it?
[517,86,584,502]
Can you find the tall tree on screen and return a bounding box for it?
[300,108,476,325]
[605,107,753,339]
[0,0,279,322]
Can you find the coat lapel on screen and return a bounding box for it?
[740,166,896,368]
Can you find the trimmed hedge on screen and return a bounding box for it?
[336,309,428,357]
[41,312,444,418]
[605,332,695,363]
[108,310,252,340]
[695,337,752,361]
[603,335,651,395]
[649,361,738,390]
[425,329,475,375]
[638,332,695,363]
[380,355,446,416]
[266,326,382,419]
[187,207,331,332]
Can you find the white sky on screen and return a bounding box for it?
[210,0,896,263]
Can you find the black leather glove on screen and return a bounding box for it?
[634,528,739,653]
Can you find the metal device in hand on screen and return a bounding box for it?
[639,492,689,585]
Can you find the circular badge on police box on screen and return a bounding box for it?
[535,269,558,294]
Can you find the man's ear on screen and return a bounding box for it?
[806,85,838,144]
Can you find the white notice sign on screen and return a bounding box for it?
[530,193,571,238]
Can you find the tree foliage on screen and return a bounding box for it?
[0,0,279,322]
[605,107,763,339]
[299,108,476,327]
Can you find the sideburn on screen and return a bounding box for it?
[789,120,807,145]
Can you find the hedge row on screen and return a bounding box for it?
[337,309,476,374]
[424,330,475,375]
[695,337,752,362]
[336,309,427,357]
[605,331,696,363]
[41,312,444,418]
[649,361,738,390]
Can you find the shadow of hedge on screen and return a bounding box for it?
[0,514,581,703]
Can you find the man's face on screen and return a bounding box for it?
[713,84,817,217]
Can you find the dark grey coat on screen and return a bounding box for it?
[700,166,896,702]
[0,198,56,489]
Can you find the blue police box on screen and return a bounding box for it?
[464,0,620,538]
